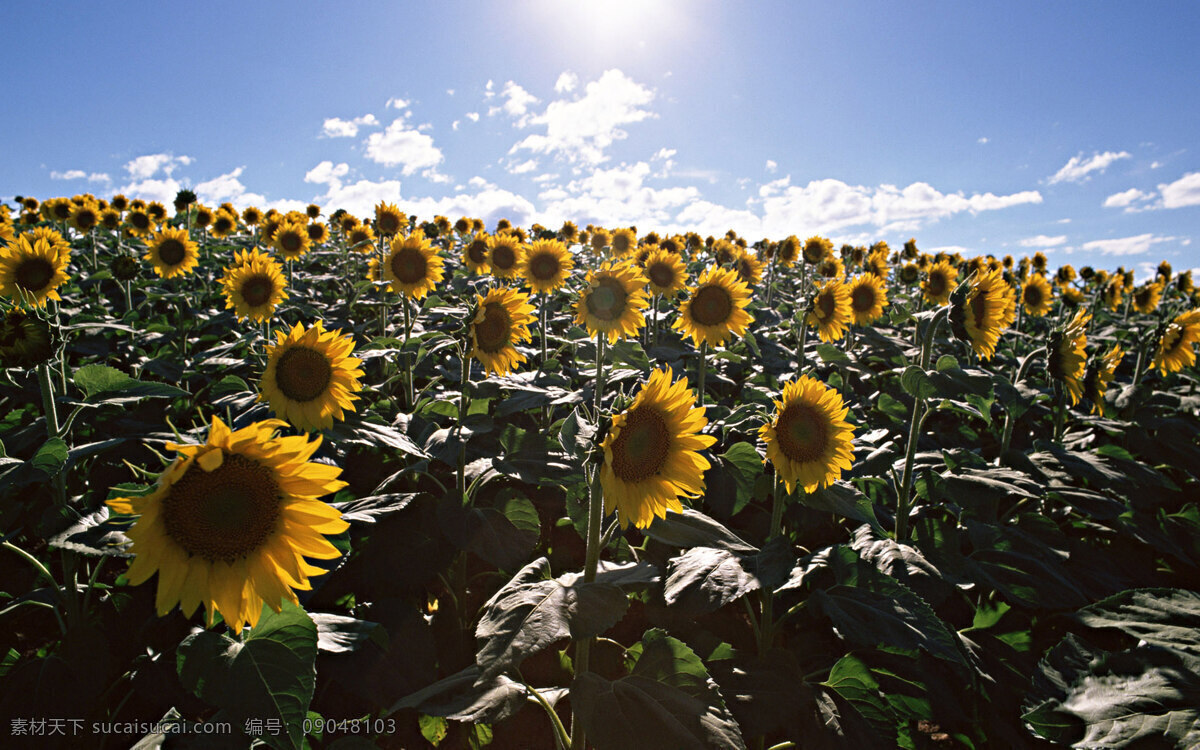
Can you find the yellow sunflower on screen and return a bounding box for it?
[210,211,238,239]
[818,257,846,280]
[575,262,649,343]
[759,375,855,494]
[589,227,611,255]
[610,228,637,259]
[674,267,754,348]
[0,235,71,307]
[922,260,958,306]
[487,234,524,279]
[777,236,801,267]
[1021,274,1054,317]
[599,367,716,528]
[347,225,377,254]
[806,279,853,343]
[1132,281,1163,315]
[21,227,71,263]
[374,202,406,237]
[470,287,537,376]
[144,228,200,279]
[220,249,289,323]
[1061,286,1085,307]
[1082,345,1124,415]
[1152,309,1200,373]
[0,308,52,368]
[643,248,687,297]
[107,416,349,632]
[803,236,832,265]
[519,239,574,294]
[306,222,329,245]
[1055,265,1076,287]
[847,274,889,325]
[369,231,444,299]
[272,220,311,261]
[260,320,364,432]
[732,249,764,287]
[125,208,156,238]
[69,202,100,234]
[1049,310,1089,405]
[952,268,1017,360]
[462,233,491,274]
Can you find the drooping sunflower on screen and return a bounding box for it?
[806,279,853,342]
[487,234,524,279]
[643,248,687,297]
[1152,309,1200,373]
[470,287,537,376]
[1132,281,1163,315]
[847,274,889,325]
[1061,286,1085,307]
[144,228,199,278]
[1049,310,1089,405]
[1021,274,1055,317]
[674,267,754,348]
[0,235,71,307]
[374,202,406,237]
[520,239,574,294]
[220,249,289,323]
[922,260,958,305]
[107,416,349,632]
[951,268,1017,360]
[1082,345,1124,415]
[0,308,52,368]
[599,367,716,529]
[576,262,649,343]
[260,320,364,432]
[369,231,444,299]
[759,375,855,494]
[462,233,491,274]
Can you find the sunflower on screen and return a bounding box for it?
[193,205,214,230]
[146,202,168,224]
[1049,310,1089,405]
[107,416,348,632]
[520,239,574,294]
[144,228,199,278]
[1082,346,1124,415]
[0,235,71,307]
[643,248,687,297]
[462,233,491,274]
[306,222,329,245]
[0,308,52,367]
[865,251,889,278]
[272,220,311,261]
[589,227,611,255]
[1100,278,1125,311]
[487,234,523,279]
[576,262,649,343]
[951,268,1017,360]
[1032,251,1048,274]
[347,225,377,254]
[337,213,360,235]
[847,274,889,325]
[898,262,920,285]
[674,267,753,348]
[242,206,263,227]
[69,202,100,234]
[1061,286,1085,307]
[206,211,235,239]
[369,231,443,299]
[759,375,855,494]
[777,236,801,267]
[306,203,322,220]
[22,227,71,263]
[732,249,764,287]
[374,202,406,237]
[260,321,364,431]
[1055,265,1076,287]
[1152,309,1200,373]
[712,239,738,266]
[922,260,958,306]
[124,208,155,237]
[803,236,832,265]
[470,287,537,376]
[599,367,716,528]
[806,279,853,343]
[1021,274,1054,317]
[1132,282,1163,315]
[818,257,846,280]
[610,228,637,259]
[221,249,289,323]
[1177,271,1195,295]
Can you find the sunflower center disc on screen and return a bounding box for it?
[390,247,428,285]
[242,276,274,307]
[491,244,516,271]
[475,302,512,353]
[610,407,670,482]
[274,346,334,402]
[613,236,631,255]
[970,289,991,328]
[15,258,54,292]
[74,211,97,230]
[927,273,946,296]
[377,214,401,235]
[1025,285,1043,308]
[131,213,150,230]
[307,225,324,241]
[817,289,836,319]
[467,240,488,264]
[851,285,876,313]
[281,233,303,254]
[529,253,559,281]
[648,262,674,289]
[777,404,830,463]
[586,278,628,321]
[691,285,733,326]
[158,239,187,266]
[161,453,281,563]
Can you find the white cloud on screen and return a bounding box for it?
[466,112,480,122]
[977,137,989,144]
[1150,161,1163,169]
[316,178,404,218]
[121,178,182,205]
[1047,150,1131,184]
[508,159,539,175]
[386,98,410,110]
[554,71,578,93]
[1019,234,1068,248]
[489,81,539,120]
[1158,172,1200,209]
[452,120,460,131]
[125,153,192,180]
[1057,218,1072,224]
[304,161,351,190]
[50,170,87,180]
[510,69,656,166]
[533,161,700,230]
[321,114,379,138]
[765,160,778,173]
[1103,188,1154,209]
[363,116,444,174]
[1081,233,1176,256]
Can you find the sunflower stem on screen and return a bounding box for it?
[1053,382,1067,444]
[402,295,413,410]
[758,475,789,657]
[2,541,66,635]
[525,681,571,750]
[697,341,708,406]
[540,294,549,368]
[896,306,948,541]
[998,352,1039,465]
[570,463,606,750]
[593,334,607,412]
[459,348,471,507]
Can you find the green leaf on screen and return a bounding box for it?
[310,613,383,654]
[73,364,188,402]
[418,715,448,746]
[31,437,68,477]
[47,507,133,558]
[644,509,758,554]
[822,654,896,738]
[663,547,763,615]
[1075,588,1200,656]
[176,603,318,750]
[901,365,937,400]
[390,666,527,724]
[816,342,849,364]
[800,482,886,536]
[718,442,763,513]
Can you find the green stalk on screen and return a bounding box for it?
[895,306,948,540]
[37,363,67,506]
[697,341,709,406]
[570,464,606,750]
[997,352,1039,464]
[526,683,571,750]
[402,296,413,409]
[593,334,607,412]
[540,294,549,367]
[757,475,789,656]
[1052,382,1067,443]
[459,348,471,507]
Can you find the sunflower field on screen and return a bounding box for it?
[1,193,1199,749]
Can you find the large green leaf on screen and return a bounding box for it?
[388,666,527,724]
[74,364,189,402]
[1075,588,1200,656]
[644,508,758,553]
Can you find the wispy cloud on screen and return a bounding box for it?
[321,114,379,138]
[125,153,192,180]
[363,114,444,175]
[1019,234,1067,248]
[50,170,109,182]
[1047,150,1131,184]
[1081,233,1176,256]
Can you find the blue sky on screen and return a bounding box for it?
[4,1,1199,277]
